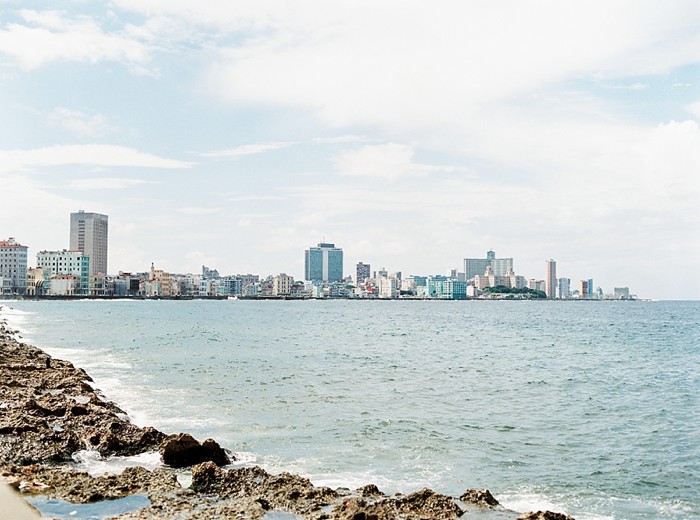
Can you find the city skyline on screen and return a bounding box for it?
[3,225,628,299]
[1,2,699,300]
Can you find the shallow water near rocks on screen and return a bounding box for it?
[3,299,699,519]
[26,494,150,519]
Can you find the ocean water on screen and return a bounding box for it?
[1,299,698,519]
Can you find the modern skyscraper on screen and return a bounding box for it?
[70,211,108,275]
[0,237,28,295]
[545,259,557,299]
[305,242,343,282]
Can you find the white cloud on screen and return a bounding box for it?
[0,144,194,172]
[178,207,223,216]
[0,10,152,70]
[48,108,115,138]
[200,1,700,130]
[68,178,159,190]
[312,135,371,144]
[332,143,470,182]
[686,101,700,118]
[201,142,295,158]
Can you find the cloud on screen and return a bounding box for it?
[201,141,296,158]
[48,108,115,138]
[68,178,159,190]
[312,135,371,144]
[332,143,470,182]
[686,101,700,118]
[178,207,223,216]
[0,144,194,172]
[200,1,700,131]
[0,10,152,70]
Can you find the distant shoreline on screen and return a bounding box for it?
[0,295,642,302]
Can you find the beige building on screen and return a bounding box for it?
[70,210,108,275]
[272,273,294,296]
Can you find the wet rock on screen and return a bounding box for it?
[395,488,463,519]
[460,488,500,507]
[355,484,386,498]
[160,433,230,468]
[334,496,399,520]
[517,512,576,520]
[190,460,224,493]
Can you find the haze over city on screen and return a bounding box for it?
[2,1,699,300]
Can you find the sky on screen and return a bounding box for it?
[1,1,699,300]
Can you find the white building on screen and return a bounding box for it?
[0,237,28,295]
[528,279,546,292]
[558,278,571,299]
[37,250,90,295]
[378,276,400,299]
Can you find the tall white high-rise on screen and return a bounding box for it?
[545,259,557,299]
[70,210,108,275]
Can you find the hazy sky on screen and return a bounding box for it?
[2,1,699,299]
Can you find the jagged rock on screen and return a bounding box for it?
[460,488,500,507]
[517,511,576,520]
[334,496,399,520]
[190,461,224,492]
[395,488,463,519]
[160,433,230,468]
[355,483,386,498]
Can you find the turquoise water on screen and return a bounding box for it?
[2,300,698,519]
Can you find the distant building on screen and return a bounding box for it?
[614,287,630,300]
[0,237,28,295]
[70,211,108,275]
[356,262,371,284]
[557,278,571,300]
[464,250,513,279]
[272,273,294,296]
[545,259,557,299]
[378,276,400,299]
[37,250,90,295]
[26,267,46,296]
[579,279,589,299]
[528,279,546,292]
[305,242,343,282]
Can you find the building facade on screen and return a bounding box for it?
[305,242,343,282]
[36,250,90,295]
[464,250,513,279]
[557,278,571,300]
[0,237,28,295]
[545,259,557,299]
[356,262,371,284]
[70,210,108,275]
[272,273,294,296]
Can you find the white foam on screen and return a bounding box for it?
[71,450,162,477]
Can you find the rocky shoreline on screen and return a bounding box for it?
[0,312,574,519]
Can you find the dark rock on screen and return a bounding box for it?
[460,488,500,507]
[395,488,463,519]
[517,512,576,520]
[190,461,224,492]
[160,433,230,468]
[355,484,386,498]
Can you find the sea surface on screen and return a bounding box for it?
[1,299,698,519]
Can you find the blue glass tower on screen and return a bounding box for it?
[305,242,343,282]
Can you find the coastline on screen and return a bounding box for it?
[0,305,575,519]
